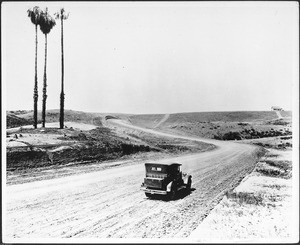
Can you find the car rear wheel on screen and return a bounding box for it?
[167,187,176,200]
[186,177,192,193]
[145,193,152,198]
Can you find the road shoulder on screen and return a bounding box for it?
[188,148,297,242]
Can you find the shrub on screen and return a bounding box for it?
[105,115,119,120]
[271,119,289,125]
[277,144,285,149]
[285,142,292,147]
[265,160,292,172]
[256,167,283,177]
[213,134,222,140]
[226,191,264,205]
[255,161,291,178]
[120,143,150,155]
[281,136,292,140]
[222,131,242,140]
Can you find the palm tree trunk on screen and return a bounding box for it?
[33,24,38,129]
[42,34,48,128]
[59,18,65,129]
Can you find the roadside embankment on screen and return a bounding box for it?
[6,122,215,184]
[189,148,295,242]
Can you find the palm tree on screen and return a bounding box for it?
[27,6,42,129]
[39,8,56,127]
[55,8,69,129]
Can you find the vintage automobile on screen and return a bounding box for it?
[140,162,192,200]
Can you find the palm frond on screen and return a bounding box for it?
[39,8,56,35]
[27,6,42,25]
[54,7,70,20]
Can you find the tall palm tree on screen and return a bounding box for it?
[39,8,56,127]
[27,6,42,129]
[55,8,69,129]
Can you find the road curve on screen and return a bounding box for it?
[5,120,261,240]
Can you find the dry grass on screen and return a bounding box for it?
[255,160,292,179]
[225,190,264,205]
[7,110,292,144]
[165,111,288,123]
[189,147,294,242]
[7,109,107,129]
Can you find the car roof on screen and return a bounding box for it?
[145,162,182,166]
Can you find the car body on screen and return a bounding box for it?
[140,162,192,200]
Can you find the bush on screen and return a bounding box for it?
[222,131,242,140]
[105,115,119,120]
[120,143,151,155]
[271,119,289,125]
[285,142,292,147]
[213,134,222,140]
[265,160,292,171]
[226,191,264,205]
[280,136,292,140]
[255,161,292,178]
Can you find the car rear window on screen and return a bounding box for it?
[151,167,162,171]
[146,164,167,173]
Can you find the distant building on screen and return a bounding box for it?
[271,106,283,111]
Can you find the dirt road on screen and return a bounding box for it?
[275,111,283,119]
[5,120,262,240]
[154,114,170,128]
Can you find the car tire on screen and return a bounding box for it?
[145,193,152,198]
[186,177,192,193]
[167,187,176,200]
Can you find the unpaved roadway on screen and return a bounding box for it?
[154,114,170,128]
[275,110,283,119]
[5,120,262,240]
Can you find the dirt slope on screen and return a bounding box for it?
[5,120,263,240]
[154,114,170,128]
[129,111,292,129]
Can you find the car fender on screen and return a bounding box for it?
[166,181,173,192]
[183,173,192,185]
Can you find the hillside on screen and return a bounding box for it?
[127,114,166,129]
[6,114,32,128]
[129,111,292,128]
[7,109,105,128]
[7,110,292,142]
[7,110,292,129]
[6,110,215,171]
[128,111,292,141]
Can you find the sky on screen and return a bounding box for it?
[2,1,299,114]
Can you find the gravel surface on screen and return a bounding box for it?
[4,121,263,241]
